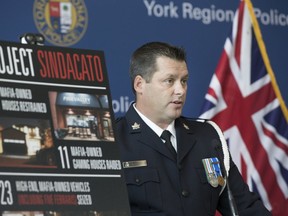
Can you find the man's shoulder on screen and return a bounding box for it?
[115,116,125,122]
[178,116,209,125]
[115,116,126,127]
[177,116,220,134]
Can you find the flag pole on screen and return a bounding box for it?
[244,0,288,121]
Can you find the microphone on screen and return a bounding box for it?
[213,140,239,216]
[226,181,239,215]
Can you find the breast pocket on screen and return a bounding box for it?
[124,168,162,212]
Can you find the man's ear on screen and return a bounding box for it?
[134,75,144,94]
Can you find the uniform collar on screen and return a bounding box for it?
[133,103,176,138]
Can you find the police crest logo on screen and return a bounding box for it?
[33,0,88,46]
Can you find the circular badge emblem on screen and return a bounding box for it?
[33,0,88,46]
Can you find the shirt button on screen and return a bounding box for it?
[135,178,141,184]
[181,190,190,197]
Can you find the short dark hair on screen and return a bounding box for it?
[129,42,187,94]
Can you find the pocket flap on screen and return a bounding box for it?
[125,168,160,186]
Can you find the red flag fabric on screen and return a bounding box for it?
[199,0,288,215]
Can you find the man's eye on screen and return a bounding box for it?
[182,79,188,84]
[165,79,174,84]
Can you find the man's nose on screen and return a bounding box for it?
[174,81,186,95]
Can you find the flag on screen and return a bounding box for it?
[49,1,72,34]
[199,0,288,215]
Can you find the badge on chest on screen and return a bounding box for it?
[202,157,225,188]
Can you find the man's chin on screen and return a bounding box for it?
[169,109,182,119]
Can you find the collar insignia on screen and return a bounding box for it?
[131,122,140,130]
[183,123,189,130]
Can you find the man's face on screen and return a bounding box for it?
[135,56,189,127]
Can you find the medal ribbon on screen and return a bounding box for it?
[211,157,222,178]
